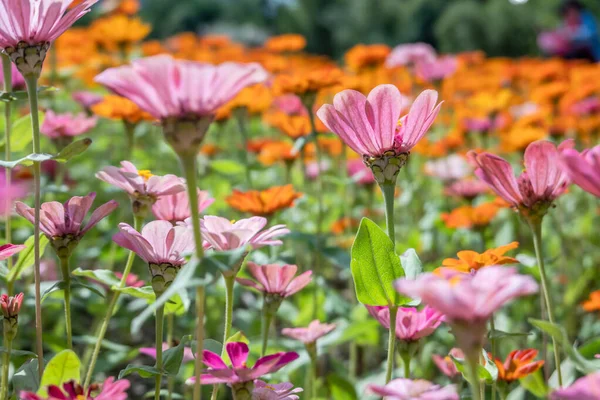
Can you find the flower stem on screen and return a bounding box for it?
[59,256,73,349]
[124,121,136,160]
[529,219,562,387]
[166,314,174,400]
[234,109,252,187]
[2,56,13,286]
[310,353,317,399]
[154,304,165,400]
[24,74,44,378]
[0,337,12,400]
[223,274,235,345]
[84,216,143,388]
[178,153,205,400]
[380,184,396,242]
[261,308,274,357]
[490,315,497,400]
[401,351,410,378]
[467,351,482,400]
[385,305,398,383]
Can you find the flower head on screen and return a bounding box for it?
[415,56,458,82]
[0,292,23,319]
[226,185,302,216]
[437,242,519,274]
[366,306,444,342]
[72,91,103,110]
[264,34,306,53]
[252,380,303,400]
[550,372,600,400]
[0,243,26,260]
[41,110,97,140]
[385,43,437,68]
[440,202,501,230]
[424,154,471,183]
[236,262,312,298]
[444,179,489,201]
[20,377,129,400]
[347,159,376,185]
[494,349,544,383]
[368,378,459,400]
[152,189,214,223]
[0,171,28,216]
[561,145,600,198]
[432,349,463,378]
[583,290,600,312]
[281,320,336,345]
[91,94,154,124]
[344,44,390,72]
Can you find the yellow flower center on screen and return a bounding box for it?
[138,169,153,181]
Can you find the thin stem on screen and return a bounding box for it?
[235,109,252,187]
[310,355,317,399]
[385,305,398,383]
[166,314,174,400]
[261,309,274,357]
[223,275,235,345]
[2,56,13,285]
[529,219,562,387]
[24,74,44,378]
[0,338,12,400]
[154,304,165,400]
[349,342,357,381]
[380,184,396,243]
[84,216,143,388]
[194,286,205,400]
[124,121,136,160]
[467,352,482,400]
[59,256,73,349]
[401,352,410,378]
[490,315,497,400]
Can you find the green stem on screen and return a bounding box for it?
[261,309,274,357]
[310,354,317,399]
[349,341,358,381]
[24,74,44,378]
[385,305,398,383]
[529,219,562,387]
[84,216,143,388]
[0,338,11,400]
[59,256,73,349]
[401,352,410,378]
[223,275,235,345]
[2,56,13,286]
[380,184,396,243]
[235,109,252,187]
[124,121,136,160]
[467,352,482,400]
[154,304,165,400]
[490,315,497,400]
[166,314,174,400]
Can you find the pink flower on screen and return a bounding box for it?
[368,378,459,400]
[41,110,97,139]
[385,43,437,68]
[366,306,444,342]
[550,371,600,400]
[0,243,26,260]
[571,97,600,116]
[305,160,330,181]
[432,349,463,378]
[140,342,195,363]
[0,62,25,90]
[196,216,290,251]
[273,95,307,116]
[463,116,505,132]
[20,377,130,400]
[252,380,303,400]
[347,159,376,185]
[281,320,336,344]
[443,179,489,200]
[470,140,574,211]
[316,85,441,158]
[561,145,600,198]
[94,55,268,120]
[0,171,28,216]
[152,189,214,222]
[188,342,298,385]
[15,193,117,250]
[72,91,103,109]
[424,154,471,182]
[0,292,23,318]
[415,56,458,82]
[236,262,312,298]
[114,272,144,288]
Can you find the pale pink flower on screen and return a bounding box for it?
[114,272,144,288]
[236,262,312,298]
[94,55,268,120]
[140,342,195,363]
[15,192,117,240]
[72,91,103,109]
[347,159,376,185]
[273,95,307,116]
[571,97,600,116]
[305,160,330,180]
[0,243,25,260]
[316,85,441,158]
[187,342,298,385]
[424,154,471,182]
[443,179,489,200]
[20,377,129,400]
[550,371,600,400]
[252,380,303,400]
[0,171,28,216]
[366,306,444,342]
[470,140,574,210]
[195,216,290,251]
[281,320,336,344]
[385,43,437,68]
[0,62,25,89]
[432,349,463,378]
[415,56,458,82]
[41,110,97,139]
[368,378,459,400]
[152,189,214,222]
[0,292,23,318]
[463,115,506,132]
[561,145,600,198]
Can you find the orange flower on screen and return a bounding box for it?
[92,95,154,124]
[440,202,500,229]
[264,34,307,53]
[264,111,311,138]
[437,242,519,274]
[257,141,298,166]
[274,67,343,96]
[582,290,600,312]
[226,185,302,216]
[218,84,273,118]
[344,44,390,72]
[330,217,360,235]
[200,144,220,157]
[90,15,151,51]
[494,349,544,383]
[142,40,166,56]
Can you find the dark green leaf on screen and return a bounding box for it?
[118,364,162,379]
[0,348,37,359]
[327,373,358,400]
[162,335,192,376]
[12,359,39,393]
[54,138,92,163]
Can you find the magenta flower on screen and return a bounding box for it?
[0,243,26,260]
[140,342,195,363]
[561,145,600,198]
[196,216,290,252]
[0,62,25,90]
[415,56,458,82]
[550,372,600,400]
[152,189,214,223]
[113,220,194,295]
[237,262,312,298]
[188,342,298,386]
[273,95,307,116]
[281,320,336,345]
[368,378,458,400]
[366,306,444,342]
[41,110,97,140]
[470,140,574,214]
[0,171,28,216]
[20,377,129,400]
[0,0,98,77]
[252,380,303,400]
[15,193,117,256]
[347,159,376,185]
[385,43,437,68]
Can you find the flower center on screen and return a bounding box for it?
[138,169,153,181]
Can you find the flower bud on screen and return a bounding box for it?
[1,293,24,341]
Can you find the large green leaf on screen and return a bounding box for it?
[520,369,548,398]
[12,359,39,394]
[37,350,80,397]
[0,138,91,168]
[72,268,121,287]
[162,335,193,376]
[350,218,408,306]
[7,234,49,283]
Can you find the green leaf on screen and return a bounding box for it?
[327,373,358,400]
[41,280,66,303]
[0,348,38,359]
[0,153,54,168]
[334,320,380,346]
[118,364,162,379]
[115,286,186,316]
[162,335,193,376]
[12,359,39,394]
[451,349,498,384]
[53,138,92,163]
[529,318,600,373]
[4,112,45,152]
[0,87,57,103]
[520,369,548,398]
[72,268,121,287]
[399,248,422,279]
[7,234,49,282]
[210,159,245,175]
[487,330,532,339]
[350,218,408,306]
[37,350,80,397]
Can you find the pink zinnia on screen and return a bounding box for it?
[443,179,489,200]
[20,377,129,400]
[470,140,574,213]
[0,171,28,216]
[368,378,459,400]
[152,189,214,223]
[415,56,458,82]
[424,154,471,183]
[385,43,437,68]
[236,262,312,298]
[281,320,336,345]
[366,306,444,342]
[72,91,103,109]
[273,94,307,116]
[550,372,600,400]
[347,158,376,185]
[0,243,26,260]
[41,110,97,139]
[432,349,463,378]
[252,380,303,400]
[561,145,600,198]
[140,342,195,363]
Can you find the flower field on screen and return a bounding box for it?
[0,1,600,399]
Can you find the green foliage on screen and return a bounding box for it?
[37,350,80,397]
